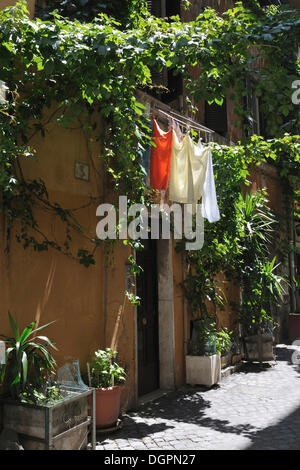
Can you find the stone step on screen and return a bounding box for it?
[275,344,300,363]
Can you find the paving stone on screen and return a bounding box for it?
[95,354,300,450]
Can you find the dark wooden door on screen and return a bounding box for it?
[137,240,159,396]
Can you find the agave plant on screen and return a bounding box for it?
[236,189,275,256]
[237,190,287,335]
[0,312,57,399]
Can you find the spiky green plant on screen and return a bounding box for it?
[237,190,287,335]
[0,312,57,399]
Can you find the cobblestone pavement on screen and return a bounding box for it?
[96,353,300,450]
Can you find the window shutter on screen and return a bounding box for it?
[258,1,289,6]
[148,1,167,89]
[151,68,168,88]
[166,0,181,17]
[147,1,183,101]
[205,100,228,137]
[147,0,162,17]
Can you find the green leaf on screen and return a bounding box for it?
[33,336,58,350]
[21,351,28,387]
[11,371,21,386]
[19,322,35,344]
[28,320,56,336]
[8,311,20,342]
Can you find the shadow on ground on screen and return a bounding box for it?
[235,362,273,374]
[245,403,300,450]
[97,388,255,443]
[96,420,174,443]
[97,354,300,449]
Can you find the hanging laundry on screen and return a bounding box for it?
[171,118,183,143]
[140,118,152,185]
[150,118,173,191]
[198,141,220,223]
[169,130,220,223]
[168,132,192,203]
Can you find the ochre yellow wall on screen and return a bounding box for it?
[104,242,136,410]
[0,0,35,17]
[0,112,106,376]
[0,102,141,408]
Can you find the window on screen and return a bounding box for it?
[147,0,165,17]
[35,0,130,22]
[147,0,181,18]
[205,100,228,137]
[245,78,260,136]
[258,0,290,6]
[147,0,182,107]
[166,0,181,18]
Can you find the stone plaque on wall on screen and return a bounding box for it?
[74,161,90,181]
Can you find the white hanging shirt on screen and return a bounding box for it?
[169,130,220,223]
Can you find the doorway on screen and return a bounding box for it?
[136,239,159,396]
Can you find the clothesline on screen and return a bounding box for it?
[157,107,214,133]
[152,106,214,139]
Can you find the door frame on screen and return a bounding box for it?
[134,238,176,402]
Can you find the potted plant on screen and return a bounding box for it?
[87,348,126,429]
[0,312,94,450]
[237,191,287,362]
[217,327,233,369]
[185,318,232,387]
[241,256,285,361]
[180,247,233,386]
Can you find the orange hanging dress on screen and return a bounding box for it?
[150,118,173,191]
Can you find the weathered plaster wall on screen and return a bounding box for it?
[103,237,136,410]
[0,0,35,16]
[0,113,106,375]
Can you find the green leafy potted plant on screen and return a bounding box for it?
[87,348,126,429]
[216,327,233,368]
[180,249,232,387]
[0,312,92,450]
[237,191,287,361]
[186,317,232,386]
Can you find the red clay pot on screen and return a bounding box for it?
[90,385,124,429]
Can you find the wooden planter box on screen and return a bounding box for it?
[244,334,274,362]
[1,388,96,450]
[289,313,300,343]
[221,352,232,369]
[186,354,221,387]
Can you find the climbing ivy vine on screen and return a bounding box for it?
[0,0,299,271]
[177,134,299,336]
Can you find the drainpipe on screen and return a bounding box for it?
[182,251,188,357]
[289,208,297,313]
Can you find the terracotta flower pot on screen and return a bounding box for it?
[90,385,124,429]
